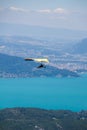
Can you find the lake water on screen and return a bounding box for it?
[0,75,87,111]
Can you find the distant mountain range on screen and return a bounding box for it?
[0,22,87,40]
[0,53,78,78]
[65,38,87,55]
[71,38,87,54]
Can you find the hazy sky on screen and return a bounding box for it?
[0,0,87,30]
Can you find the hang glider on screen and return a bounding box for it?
[25,58,49,63]
[24,58,49,68]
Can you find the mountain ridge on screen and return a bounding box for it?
[71,38,87,54]
[0,53,79,78]
[0,22,87,40]
[0,107,87,130]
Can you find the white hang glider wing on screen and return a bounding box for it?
[25,58,49,68]
[25,58,49,63]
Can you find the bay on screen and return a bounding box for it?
[0,75,87,111]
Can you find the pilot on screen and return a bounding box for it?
[37,64,46,68]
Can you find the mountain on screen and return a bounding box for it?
[0,53,78,77]
[0,107,87,130]
[0,23,87,40]
[70,38,87,54]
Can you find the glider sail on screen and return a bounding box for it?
[25,58,49,63]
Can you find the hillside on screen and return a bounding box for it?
[0,108,87,130]
[0,53,78,77]
[71,38,87,54]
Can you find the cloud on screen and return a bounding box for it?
[0,6,68,15]
[9,6,28,12]
[37,9,51,13]
[53,8,67,14]
[36,8,68,15]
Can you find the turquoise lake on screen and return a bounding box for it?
[0,74,87,111]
